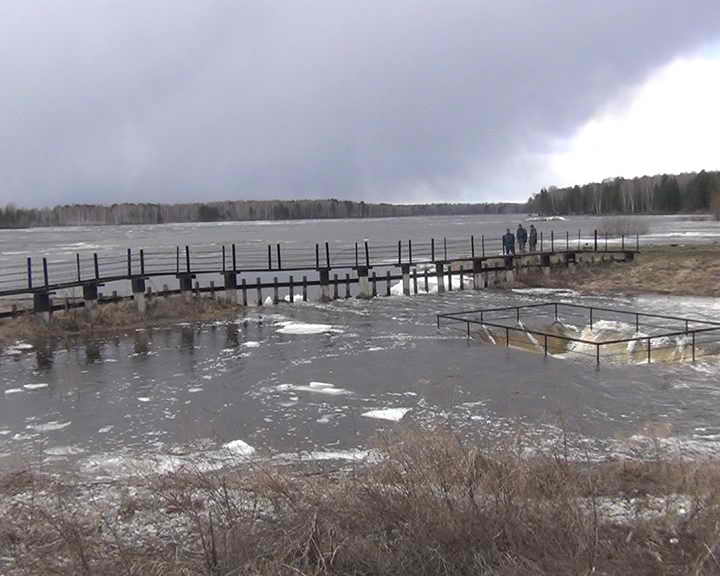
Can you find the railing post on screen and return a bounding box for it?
[315,244,320,269]
[127,248,132,277]
[692,332,696,362]
[42,257,49,288]
[578,229,581,250]
[481,235,485,257]
[222,246,226,274]
[364,241,370,268]
[176,246,180,274]
[443,237,447,261]
[76,253,81,282]
[94,253,99,280]
[647,338,651,364]
[540,231,544,252]
[355,242,359,268]
[409,240,413,264]
[140,249,145,276]
[431,238,435,261]
[232,244,237,273]
[544,334,548,357]
[325,242,330,269]
[566,231,569,250]
[277,244,282,270]
[594,230,598,251]
[621,234,625,250]
[551,230,554,252]
[605,233,608,251]
[397,240,402,265]
[268,244,273,270]
[27,257,32,289]
[636,233,639,251]
[471,235,475,259]
[185,246,191,273]
[596,344,600,367]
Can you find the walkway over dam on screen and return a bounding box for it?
[0,229,639,318]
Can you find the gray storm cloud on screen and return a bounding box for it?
[1,0,720,207]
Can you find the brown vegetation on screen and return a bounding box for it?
[2,428,720,575]
[0,297,243,347]
[520,245,720,297]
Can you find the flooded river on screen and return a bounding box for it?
[1,214,720,476]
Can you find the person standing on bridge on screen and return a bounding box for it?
[502,228,515,256]
[516,224,527,252]
[529,224,537,252]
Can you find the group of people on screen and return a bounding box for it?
[502,223,537,255]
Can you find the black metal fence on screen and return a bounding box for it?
[437,302,720,366]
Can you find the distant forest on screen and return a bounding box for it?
[527,170,720,216]
[1,170,720,228]
[0,199,524,228]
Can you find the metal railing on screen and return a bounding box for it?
[437,302,720,367]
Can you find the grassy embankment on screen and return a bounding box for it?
[518,244,720,297]
[2,427,720,576]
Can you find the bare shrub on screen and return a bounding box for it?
[3,428,720,575]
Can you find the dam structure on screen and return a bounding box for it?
[0,229,638,319]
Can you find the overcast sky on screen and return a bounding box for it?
[2,1,720,207]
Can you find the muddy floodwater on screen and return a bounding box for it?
[1,214,720,477]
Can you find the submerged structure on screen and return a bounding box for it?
[437,303,720,366]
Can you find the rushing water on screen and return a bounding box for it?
[0,214,719,476]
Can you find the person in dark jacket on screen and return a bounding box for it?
[529,224,538,252]
[516,224,527,252]
[502,228,515,255]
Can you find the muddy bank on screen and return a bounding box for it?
[518,244,720,297]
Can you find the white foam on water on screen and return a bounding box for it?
[283,292,305,302]
[263,296,274,306]
[98,425,114,433]
[276,382,351,395]
[28,421,71,432]
[187,387,203,393]
[4,388,23,395]
[243,341,261,348]
[361,407,412,422]
[367,346,385,352]
[23,383,48,390]
[222,439,256,456]
[275,321,343,335]
[137,397,151,402]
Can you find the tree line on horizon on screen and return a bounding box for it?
[527,170,720,217]
[0,199,524,228]
[1,170,719,228]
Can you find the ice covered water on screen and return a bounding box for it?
[1,283,720,475]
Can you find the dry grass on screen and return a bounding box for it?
[3,427,720,575]
[0,297,243,347]
[520,245,720,297]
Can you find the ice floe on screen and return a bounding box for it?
[4,388,23,395]
[23,383,48,390]
[276,381,351,395]
[275,321,343,335]
[28,421,71,432]
[361,407,412,421]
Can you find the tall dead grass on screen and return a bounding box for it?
[0,297,243,346]
[3,427,720,575]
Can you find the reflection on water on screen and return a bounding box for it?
[0,289,719,476]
